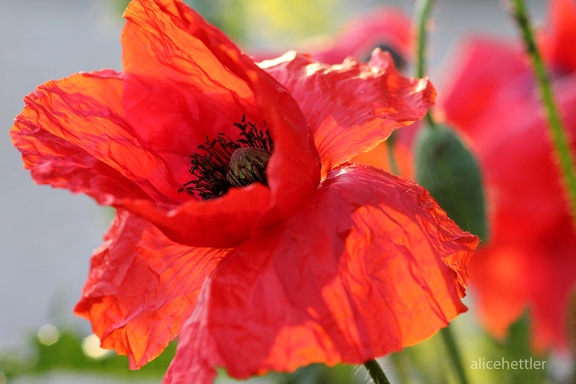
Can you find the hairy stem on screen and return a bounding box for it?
[363,359,391,384]
[508,0,576,227]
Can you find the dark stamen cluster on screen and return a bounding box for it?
[234,115,274,153]
[178,133,239,200]
[179,116,273,200]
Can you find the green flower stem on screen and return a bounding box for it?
[388,353,411,384]
[414,1,471,383]
[509,0,576,227]
[415,0,438,130]
[567,288,576,382]
[363,359,391,384]
[386,136,400,175]
[440,327,469,384]
[424,112,437,129]
[415,0,435,79]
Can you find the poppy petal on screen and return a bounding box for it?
[260,51,435,177]
[165,164,477,382]
[10,70,171,204]
[120,183,272,247]
[122,0,262,153]
[74,210,227,368]
[440,37,531,138]
[470,226,576,352]
[541,0,576,72]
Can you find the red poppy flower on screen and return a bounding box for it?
[11,0,477,382]
[441,0,576,351]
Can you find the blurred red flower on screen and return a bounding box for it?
[251,7,412,68]
[441,0,576,351]
[11,0,477,382]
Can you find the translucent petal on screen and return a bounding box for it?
[165,165,477,382]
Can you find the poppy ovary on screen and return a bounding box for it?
[179,116,274,200]
[226,147,270,187]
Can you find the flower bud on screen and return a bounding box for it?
[414,124,489,241]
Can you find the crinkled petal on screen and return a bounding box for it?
[74,210,227,368]
[122,0,261,153]
[260,50,435,177]
[164,164,477,382]
[120,184,271,247]
[10,70,170,204]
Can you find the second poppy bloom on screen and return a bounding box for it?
[442,0,576,352]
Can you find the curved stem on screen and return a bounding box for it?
[415,0,435,79]
[567,288,576,383]
[363,359,391,384]
[440,327,469,384]
[389,353,410,384]
[508,0,576,227]
[415,0,438,129]
[386,136,400,175]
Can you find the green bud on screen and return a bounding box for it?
[414,124,489,241]
[227,147,270,188]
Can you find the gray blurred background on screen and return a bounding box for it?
[0,0,546,382]
[1,0,121,345]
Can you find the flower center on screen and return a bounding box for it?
[179,116,273,200]
[227,147,271,187]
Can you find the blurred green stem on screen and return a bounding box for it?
[415,0,434,79]
[567,288,576,384]
[508,0,576,227]
[389,353,411,384]
[440,327,469,384]
[415,1,470,383]
[363,359,391,384]
[386,136,400,175]
[415,0,438,129]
